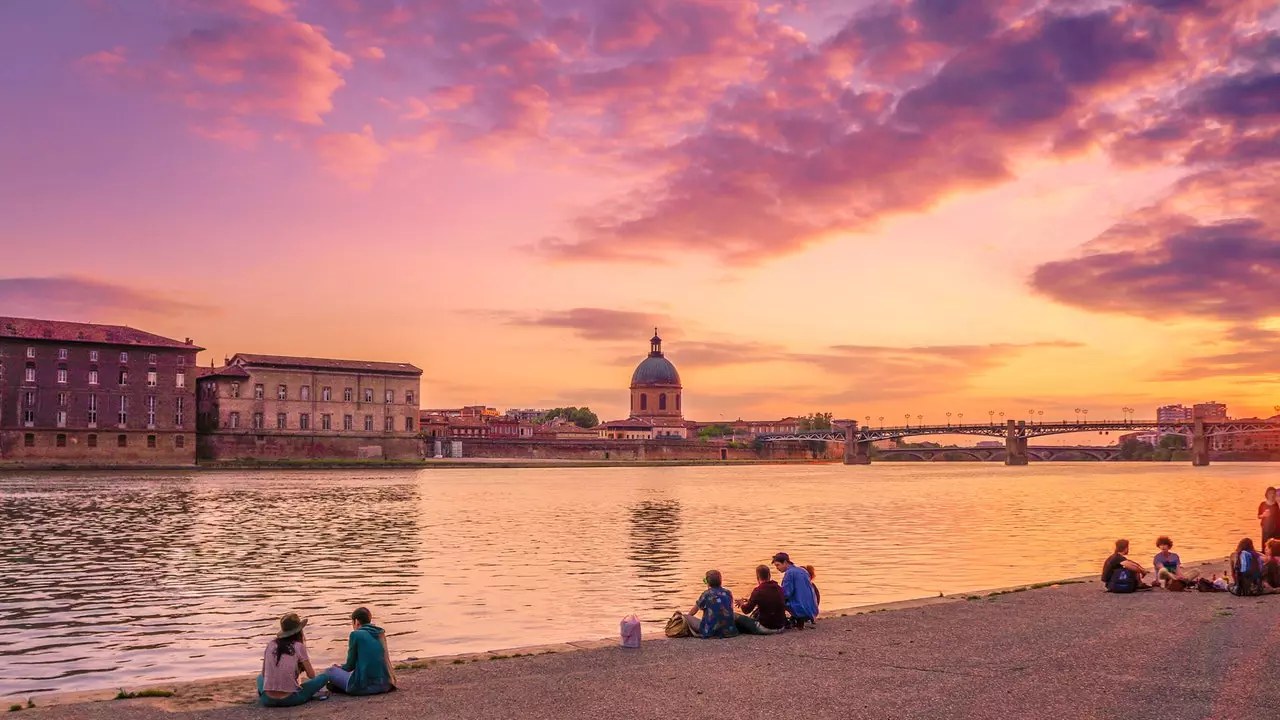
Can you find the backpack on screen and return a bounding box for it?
[1107,565,1138,594]
[664,611,696,638]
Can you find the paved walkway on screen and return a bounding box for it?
[22,577,1280,720]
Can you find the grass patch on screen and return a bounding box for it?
[965,595,981,601]
[451,659,465,665]
[114,689,174,700]
[1216,611,1234,617]
[8,705,21,713]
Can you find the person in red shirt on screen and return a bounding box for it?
[736,564,788,630]
[1259,487,1280,547]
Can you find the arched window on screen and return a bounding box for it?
[640,393,647,410]
[659,394,667,410]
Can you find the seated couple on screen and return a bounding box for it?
[685,554,821,638]
[257,607,397,708]
[1229,537,1280,596]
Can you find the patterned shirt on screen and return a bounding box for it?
[262,639,309,694]
[696,587,739,639]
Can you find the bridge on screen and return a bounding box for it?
[876,446,1120,462]
[758,419,1279,466]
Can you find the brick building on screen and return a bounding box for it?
[196,353,423,461]
[0,317,202,466]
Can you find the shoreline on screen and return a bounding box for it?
[0,458,836,472]
[13,559,1231,712]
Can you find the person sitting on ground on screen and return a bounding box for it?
[804,565,821,610]
[1263,539,1280,590]
[773,552,820,628]
[1152,536,1198,589]
[257,613,330,708]
[736,564,788,632]
[1101,539,1152,593]
[1229,537,1268,596]
[685,570,739,639]
[326,607,397,696]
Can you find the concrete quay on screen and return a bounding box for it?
[19,564,1280,720]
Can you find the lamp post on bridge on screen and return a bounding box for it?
[1082,409,1089,424]
[1074,408,1081,423]
[1038,410,1044,424]
[1029,409,1035,425]
[946,412,952,426]
[917,414,923,427]
[988,410,995,425]
[958,413,964,425]
[905,413,911,428]
[878,416,884,428]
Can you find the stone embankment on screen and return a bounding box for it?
[20,560,1278,720]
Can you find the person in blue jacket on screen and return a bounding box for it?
[326,607,397,696]
[772,552,820,629]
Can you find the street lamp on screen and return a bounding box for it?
[1082,409,1089,424]
[999,411,1005,424]
[957,413,964,425]
[865,415,871,429]
[917,414,923,426]
[905,413,911,427]
[1029,409,1035,425]
[1038,410,1044,424]
[946,411,952,426]
[1074,407,1081,423]
[878,416,884,428]
[988,410,995,424]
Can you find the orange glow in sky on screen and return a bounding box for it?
[1,0,1277,423]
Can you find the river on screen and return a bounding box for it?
[0,463,1271,697]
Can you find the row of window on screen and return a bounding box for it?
[11,364,185,388]
[15,348,186,364]
[18,395,184,428]
[226,412,414,432]
[213,383,413,404]
[23,433,185,449]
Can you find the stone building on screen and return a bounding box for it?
[0,316,202,467]
[196,353,423,461]
[627,330,688,438]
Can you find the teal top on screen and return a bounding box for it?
[341,624,395,695]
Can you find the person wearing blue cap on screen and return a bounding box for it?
[772,552,819,629]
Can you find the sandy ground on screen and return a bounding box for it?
[15,561,1280,720]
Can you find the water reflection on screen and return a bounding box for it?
[0,473,421,697]
[627,498,683,603]
[0,464,1271,698]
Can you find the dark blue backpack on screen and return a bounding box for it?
[1107,566,1138,594]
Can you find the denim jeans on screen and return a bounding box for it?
[257,673,330,707]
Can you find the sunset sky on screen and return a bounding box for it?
[1,0,1277,425]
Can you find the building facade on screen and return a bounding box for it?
[196,353,423,460]
[0,317,202,466]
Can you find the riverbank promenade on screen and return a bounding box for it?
[26,568,1280,720]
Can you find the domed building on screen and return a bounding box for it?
[631,330,682,421]
[600,330,688,440]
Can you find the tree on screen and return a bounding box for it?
[697,423,734,439]
[1159,434,1187,450]
[539,407,600,428]
[797,412,834,431]
[1118,438,1155,461]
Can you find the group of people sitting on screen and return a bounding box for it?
[256,607,396,708]
[680,552,821,639]
[1102,535,1280,596]
[1102,487,1280,597]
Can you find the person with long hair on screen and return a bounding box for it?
[1229,538,1265,597]
[256,613,330,707]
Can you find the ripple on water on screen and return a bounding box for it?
[0,463,1270,697]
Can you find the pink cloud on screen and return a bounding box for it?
[314,125,389,186]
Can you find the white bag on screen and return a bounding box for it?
[620,614,642,648]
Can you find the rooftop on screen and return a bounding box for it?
[0,316,202,350]
[229,353,422,376]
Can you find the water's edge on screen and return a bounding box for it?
[17,561,1225,710]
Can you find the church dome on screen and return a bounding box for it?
[630,330,681,387]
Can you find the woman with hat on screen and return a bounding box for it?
[256,612,331,707]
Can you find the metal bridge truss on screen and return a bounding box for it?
[758,420,1280,443]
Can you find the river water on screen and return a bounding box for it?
[0,463,1272,697]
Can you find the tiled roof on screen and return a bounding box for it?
[0,316,202,350]
[230,353,422,376]
[601,418,654,429]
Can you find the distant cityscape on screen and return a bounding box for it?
[3,314,1279,467]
